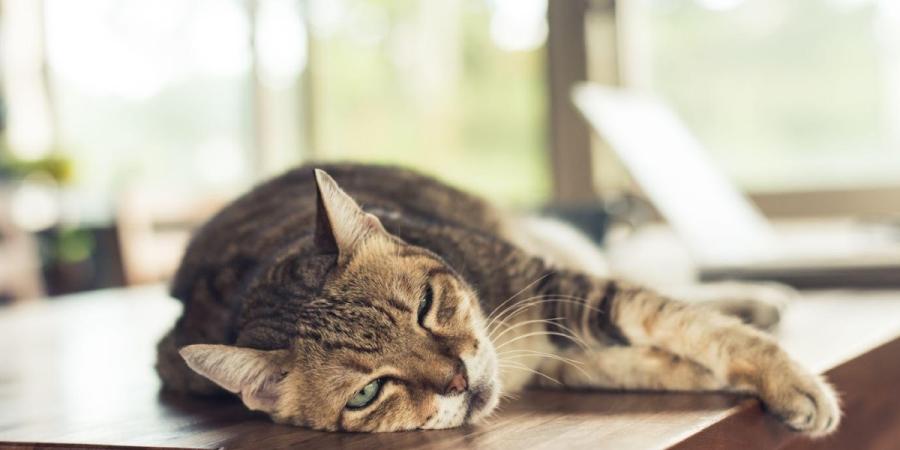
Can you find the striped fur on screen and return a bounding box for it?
[157,163,839,436]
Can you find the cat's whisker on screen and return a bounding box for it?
[497,349,585,366]
[489,317,564,341]
[486,293,554,327]
[487,297,558,335]
[541,320,593,350]
[497,361,562,386]
[485,272,552,322]
[487,296,608,339]
[486,294,603,334]
[493,295,607,329]
[498,351,592,379]
[484,279,558,334]
[495,330,589,351]
[498,349,588,366]
[478,402,508,424]
[486,293,561,332]
[489,312,593,352]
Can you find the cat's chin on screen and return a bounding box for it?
[461,336,502,425]
[420,381,500,430]
[464,380,501,425]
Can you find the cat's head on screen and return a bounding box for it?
[179,169,501,432]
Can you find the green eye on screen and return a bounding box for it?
[417,285,433,326]
[346,379,384,409]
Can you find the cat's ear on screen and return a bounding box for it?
[313,168,385,262]
[179,344,289,413]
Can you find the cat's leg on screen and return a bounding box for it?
[529,345,725,392]
[535,275,840,436]
[504,216,788,330]
[497,218,836,433]
[659,281,794,331]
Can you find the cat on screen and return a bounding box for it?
[156,164,840,435]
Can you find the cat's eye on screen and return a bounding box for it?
[417,285,433,327]
[346,378,384,410]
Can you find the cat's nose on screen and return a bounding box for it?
[444,368,468,395]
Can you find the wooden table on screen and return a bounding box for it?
[1,286,899,449]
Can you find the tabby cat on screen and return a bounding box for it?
[156,164,840,435]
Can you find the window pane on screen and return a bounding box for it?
[309,0,549,206]
[624,0,900,192]
[45,0,255,206]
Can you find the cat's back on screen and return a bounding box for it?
[170,163,501,303]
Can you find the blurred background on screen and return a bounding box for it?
[1,0,899,303]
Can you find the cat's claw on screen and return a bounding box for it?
[759,371,841,437]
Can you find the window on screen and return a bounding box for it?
[307,0,549,205]
[35,0,550,212]
[44,0,262,201]
[620,0,900,193]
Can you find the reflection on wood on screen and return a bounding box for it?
[1,286,898,449]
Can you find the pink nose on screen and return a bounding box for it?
[445,372,468,395]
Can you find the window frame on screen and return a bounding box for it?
[547,0,900,218]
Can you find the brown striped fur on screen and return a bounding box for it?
[157,163,840,435]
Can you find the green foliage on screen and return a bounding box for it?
[313,1,549,206]
[0,150,75,183]
[639,0,897,191]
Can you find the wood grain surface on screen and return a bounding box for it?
[1,286,898,450]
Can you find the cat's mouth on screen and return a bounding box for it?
[459,332,501,424]
[463,383,494,423]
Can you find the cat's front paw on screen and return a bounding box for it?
[757,368,841,436]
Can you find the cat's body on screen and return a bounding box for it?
[157,164,839,435]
